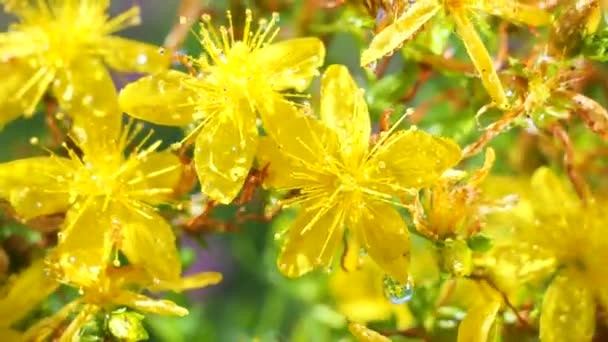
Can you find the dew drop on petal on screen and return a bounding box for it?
[137,53,148,65]
[29,136,39,145]
[383,274,414,304]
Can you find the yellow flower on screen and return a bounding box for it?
[487,168,608,342]
[257,65,461,283]
[360,0,550,109]
[0,0,169,127]
[0,258,222,341]
[119,9,325,204]
[0,113,184,285]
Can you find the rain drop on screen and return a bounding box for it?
[29,136,39,145]
[383,274,414,304]
[136,53,148,65]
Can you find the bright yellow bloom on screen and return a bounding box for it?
[0,113,184,284]
[0,0,169,127]
[258,65,461,283]
[119,9,325,204]
[360,0,550,109]
[0,258,221,341]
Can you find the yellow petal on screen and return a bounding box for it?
[278,203,345,278]
[128,151,182,204]
[540,273,595,342]
[259,97,340,169]
[457,299,501,342]
[348,322,391,342]
[99,36,169,75]
[113,291,189,316]
[452,9,508,109]
[349,200,410,284]
[149,272,223,293]
[194,102,258,204]
[360,0,440,66]
[320,65,370,165]
[0,259,58,327]
[52,57,121,145]
[117,204,181,281]
[469,1,551,27]
[0,31,41,60]
[368,129,461,190]
[0,328,21,342]
[119,70,200,126]
[0,156,73,219]
[254,37,325,92]
[530,167,579,214]
[257,136,315,190]
[50,199,113,288]
[0,59,55,120]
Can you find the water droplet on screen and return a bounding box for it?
[324,266,333,274]
[158,47,166,55]
[377,161,386,169]
[136,53,148,65]
[113,259,120,267]
[365,60,378,72]
[359,248,367,256]
[383,274,414,304]
[29,136,39,145]
[78,287,84,295]
[68,256,76,263]
[179,15,188,24]
[35,201,42,208]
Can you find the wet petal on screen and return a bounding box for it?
[128,151,182,204]
[194,101,258,204]
[469,1,551,27]
[0,59,54,121]
[0,156,73,219]
[259,96,340,170]
[320,65,370,165]
[99,36,169,75]
[349,200,410,283]
[113,290,188,316]
[117,205,181,281]
[452,10,508,109]
[457,299,501,342]
[348,323,391,342]
[50,199,113,288]
[149,272,223,293]
[0,259,59,327]
[360,0,440,66]
[257,136,316,190]
[278,203,345,278]
[52,57,121,146]
[255,37,325,92]
[119,70,200,126]
[368,129,461,191]
[540,273,595,342]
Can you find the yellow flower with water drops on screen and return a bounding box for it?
[0,112,184,285]
[119,9,325,204]
[257,64,461,283]
[0,256,222,341]
[504,168,608,342]
[0,0,169,127]
[360,0,551,109]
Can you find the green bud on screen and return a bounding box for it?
[439,238,473,277]
[467,234,493,252]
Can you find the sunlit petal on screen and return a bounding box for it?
[127,151,182,204]
[119,70,200,126]
[360,0,440,66]
[368,129,461,191]
[540,273,595,342]
[349,200,410,283]
[320,64,370,165]
[98,36,169,75]
[0,59,54,121]
[194,101,258,204]
[278,203,345,278]
[457,299,501,342]
[257,136,317,190]
[254,37,325,92]
[113,290,189,316]
[0,156,73,219]
[469,1,551,27]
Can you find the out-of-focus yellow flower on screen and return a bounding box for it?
[330,257,413,330]
[0,257,222,341]
[257,65,461,283]
[119,9,325,204]
[0,0,169,127]
[0,113,184,285]
[484,167,608,342]
[360,0,550,109]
